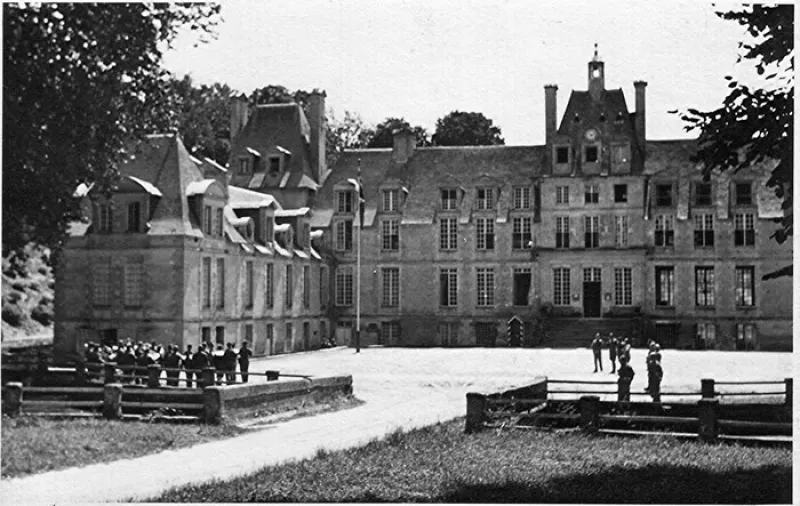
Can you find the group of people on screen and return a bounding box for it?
[83,339,254,387]
[589,333,664,402]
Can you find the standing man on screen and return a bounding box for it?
[649,355,663,402]
[183,344,194,388]
[192,344,212,387]
[617,358,635,401]
[591,333,604,373]
[608,333,618,374]
[223,342,237,384]
[238,341,253,383]
[162,345,182,387]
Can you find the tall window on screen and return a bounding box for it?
[553,268,570,306]
[123,256,144,307]
[380,321,401,345]
[203,206,213,234]
[512,216,532,250]
[335,220,353,251]
[441,189,458,210]
[584,145,599,163]
[697,323,716,348]
[615,215,629,247]
[694,214,715,247]
[476,267,494,307]
[238,158,248,174]
[381,267,400,307]
[303,266,310,308]
[734,214,755,246]
[202,257,211,308]
[614,267,632,306]
[335,266,353,306]
[655,266,674,306]
[244,324,254,346]
[556,186,570,205]
[555,146,570,164]
[216,326,225,346]
[736,323,756,350]
[319,266,328,309]
[611,143,631,168]
[584,184,599,204]
[268,156,281,175]
[735,266,755,307]
[556,216,570,248]
[244,261,254,309]
[215,208,223,237]
[286,265,293,308]
[285,323,293,348]
[264,217,274,245]
[513,267,532,306]
[655,215,674,247]
[694,182,712,206]
[439,323,459,347]
[513,187,531,209]
[734,182,752,205]
[98,204,113,233]
[476,217,495,250]
[476,188,495,210]
[584,216,599,248]
[93,257,112,306]
[655,184,673,207]
[265,263,274,308]
[127,202,141,232]
[439,217,458,250]
[336,190,353,213]
[695,266,715,307]
[440,268,458,307]
[383,189,399,212]
[614,184,628,203]
[381,219,400,251]
[216,258,225,308]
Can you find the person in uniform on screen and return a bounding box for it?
[238,341,253,383]
[649,356,663,403]
[591,333,603,373]
[608,333,618,374]
[192,344,212,387]
[162,345,182,387]
[223,342,237,384]
[183,344,195,388]
[617,358,635,401]
[212,344,225,384]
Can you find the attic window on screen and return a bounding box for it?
[476,188,495,211]
[615,112,624,122]
[268,156,281,175]
[573,113,580,123]
[584,145,599,163]
[238,158,249,174]
[555,146,570,164]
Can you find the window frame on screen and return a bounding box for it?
[693,214,715,248]
[334,219,353,252]
[381,218,400,251]
[476,187,495,211]
[735,265,755,307]
[439,268,458,307]
[383,189,399,212]
[513,186,531,210]
[614,184,628,203]
[554,145,570,165]
[336,190,354,214]
[655,184,673,207]
[553,267,571,306]
[476,267,495,307]
[584,184,599,204]
[475,217,495,251]
[655,266,674,307]
[512,216,532,250]
[335,266,354,307]
[734,182,753,206]
[613,267,632,306]
[695,266,715,307]
[654,215,675,247]
[583,143,600,164]
[440,188,458,210]
[381,267,400,308]
[694,182,713,207]
[556,185,570,205]
[734,213,755,246]
[439,217,458,251]
[584,216,599,249]
[555,216,570,249]
[615,215,629,248]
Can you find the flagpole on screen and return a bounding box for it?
[355,159,362,354]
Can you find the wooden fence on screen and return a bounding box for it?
[79,363,310,387]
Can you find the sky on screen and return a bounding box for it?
[162,0,762,146]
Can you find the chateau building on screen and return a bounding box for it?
[54,51,791,360]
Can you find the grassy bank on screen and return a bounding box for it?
[153,419,792,503]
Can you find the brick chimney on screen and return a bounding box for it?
[392,127,416,164]
[634,80,647,155]
[230,92,249,144]
[307,89,327,183]
[544,84,558,145]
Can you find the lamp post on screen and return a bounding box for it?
[347,164,363,353]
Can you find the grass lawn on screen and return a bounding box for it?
[152,418,792,504]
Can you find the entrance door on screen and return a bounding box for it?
[656,323,680,349]
[583,282,601,317]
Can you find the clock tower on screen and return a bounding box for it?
[588,43,605,100]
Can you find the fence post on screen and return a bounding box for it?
[701,379,715,399]
[784,378,792,408]
[580,395,600,435]
[266,370,280,381]
[104,363,117,384]
[3,382,23,417]
[697,398,719,442]
[147,365,161,388]
[465,393,488,434]
[203,386,224,425]
[103,383,123,420]
[201,368,216,388]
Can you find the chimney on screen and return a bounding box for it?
[544,84,558,145]
[308,89,327,183]
[392,128,416,164]
[230,92,249,144]
[634,80,647,155]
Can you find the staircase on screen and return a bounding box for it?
[540,318,641,348]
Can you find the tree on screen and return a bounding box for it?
[432,111,504,146]
[673,5,792,278]
[3,3,221,264]
[249,85,310,109]
[326,110,374,167]
[366,117,430,148]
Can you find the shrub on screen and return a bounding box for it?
[5,289,25,304]
[31,301,54,326]
[2,304,25,327]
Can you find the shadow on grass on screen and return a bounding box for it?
[438,463,791,504]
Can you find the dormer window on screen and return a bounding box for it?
[584,145,599,163]
[555,146,570,165]
[127,202,141,233]
[238,158,249,175]
[203,205,213,235]
[441,189,457,210]
[735,182,753,206]
[268,156,281,175]
[336,190,353,213]
[98,203,113,233]
[264,217,274,245]
[476,188,495,211]
[383,189,399,212]
[215,208,223,237]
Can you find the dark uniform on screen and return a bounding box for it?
[192,346,212,387]
[617,361,635,401]
[223,343,237,384]
[213,346,225,384]
[183,345,195,388]
[608,336,618,374]
[238,342,253,383]
[648,361,663,402]
[591,335,603,372]
[162,346,182,387]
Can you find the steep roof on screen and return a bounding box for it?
[557,89,637,141]
[228,185,280,210]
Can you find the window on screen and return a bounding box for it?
[513,187,531,210]
[694,182,712,206]
[556,186,570,205]
[93,257,112,306]
[584,184,599,204]
[736,323,756,350]
[201,327,211,344]
[303,266,310,309]
[475,322,497,346]
[244,261,254,309]
[556,216,570,248]
[697,323,715,349]
[583,267,601,283]
[734,214,755,246]
[380,322,401,345]
[381,219,400,251]
[123,256,144,307]
[655,215,674,247]
[584,216,599,248]
[735,266,755,307]
[202,257,211,308]
[735,182,753,205]
[611,143,631,168]
[513,267,531,306]
[438,323,459,347]
[655,184,673,207]
[381,267,400,307]
[441,189,458,210]
[98,204,113,233]
[335,267,353,306]
[265,263,274,308]
[615,215,629,247]
[336,190,353,213]
[203,206,213,235]
[695,267,715,307]
[127,202,141,232]
[440,268,458,307]
[238,158,248,174]
[268,156,281,174]
[286,265,293,309]
[614,184,628,203]
[216,208,223,237]
[319,266,328,309]
[614,267,632,306]
[694,214,715,247]
[555,146,570,164]
[477,188,495,210]
[335,220,353,251]
[383,189,399,212]
[476,217,495,250]
[584,145,599,163]
[476,268,495,307]
[216,258,225,308]
[439,217,458,250]
[553,268,570,306]
[264,218,274,245]
[655,266,674,306]
[215,326,225,346]
[244,324,253,346]
[512,216,532,250]
[285,323,293,348]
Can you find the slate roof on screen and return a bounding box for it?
[228,185,280,210]
[557,89,635,137]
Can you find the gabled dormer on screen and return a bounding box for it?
[186,179,226,239]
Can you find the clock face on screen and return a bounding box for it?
[585,129,598,141]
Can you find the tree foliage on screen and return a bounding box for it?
[326,110,374,167]
[366,117,430,148]
[3,3,221,263]
[432,111,504,146]
[674,5,793,273]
